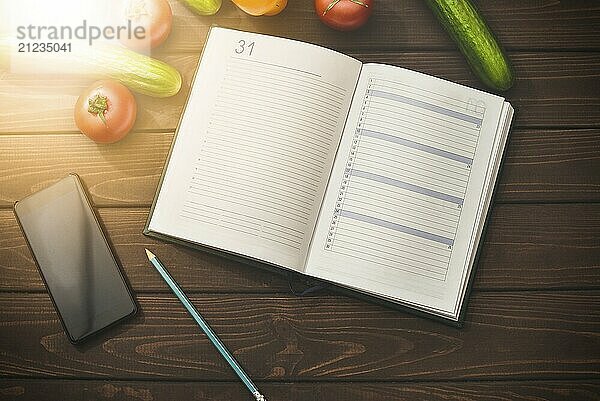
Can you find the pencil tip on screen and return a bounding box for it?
[145,248,155,260]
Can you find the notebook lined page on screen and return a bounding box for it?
[307,64,506,313]
[148,28,361,270]
[184,57,346,249]
[327,76,484,282]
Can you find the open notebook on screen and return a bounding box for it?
[145,27,513,323]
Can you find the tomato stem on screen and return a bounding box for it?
[88,94,108,126]
[323,0,369,16]
[322,0,340,15]
[126,0,150,23]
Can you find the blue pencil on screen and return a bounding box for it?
[145,249,266,401]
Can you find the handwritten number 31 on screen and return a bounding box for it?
[235,40,255,56]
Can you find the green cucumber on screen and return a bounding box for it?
[425,0,514,91]
[0,39,182,97]
[89,46,182,98]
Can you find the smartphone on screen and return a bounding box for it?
[14,174,137,344]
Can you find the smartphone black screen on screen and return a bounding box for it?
[14,174,137,343]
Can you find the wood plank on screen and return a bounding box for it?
[1,204,598,293]
[0,53,197,134]
[1,379,599,401]
[363,52,600,129]
[0,292,598,380]
[474,203,600,290]
[499,129,600,202]
[0,208,287,293]
[1,128,598,208]
[2,52,599,133]
[0,133,172,207]
[162,0,600,52]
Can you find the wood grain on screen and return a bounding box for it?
[0,53,197,134]
[0,292,598,380]
[1,204,599,293]
[365,52,600,129]
[498,129,600,202]
[1,128,598,208]
[2,52,599,133]
[1,1,599,398]
[0,133,172,207]
[0,207,286,293]
[473,203,600,290]
[1,379,599,401]
[162,0,600,52]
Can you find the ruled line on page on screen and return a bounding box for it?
[351,155,469,194]
[204,142,323,176]
[220,80,344,114]
[335,231,450,270]
[355,148,469,186]
[188,186,309,223]
[355,139,469,176]
[190,165,316,209]
[364,124,476,156]
[190,170,314,211]
[344,184,461,228]
[332,241,448,280]
[364,115,479,157]
[351,169,464,205]
[190,178,312,213]
[371,77,486,114]
[207,123,330,161]
[231,56,323,78]
[352,177,461,212]
[361,111,479,146]
[225,65,347,100]
[341,200,456,238]
[210,109,334,147]
[230,56,348,93]
[368,97,480,133]
[186,200,306,237]
[211,98,338,139]
[223,71,345,107]
[215,91,338,130]
[323,75,485,281]
[335,238,449,276]
[219,84,342,117]
[197,170,315,206]
[368,89,484,125]
[343,196,457,231]
[194,155,320,190]
[181,201,304,247]
[181,52,348,249]
[360,129,474,164]
[338,219,450,255]
[199,147,322,190]
[359,107,479,157]
[197,162,318,197]
[187,189,308,226]
[341,180,462,240]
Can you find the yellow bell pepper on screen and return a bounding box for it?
[231,0,287,16]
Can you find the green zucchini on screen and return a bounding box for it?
[425,0,514,91]
[180,0,222,16]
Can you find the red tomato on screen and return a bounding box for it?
[315,0,373,31]
[74,80,137,144]
[120,0,173,50]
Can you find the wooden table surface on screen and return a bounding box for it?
[1,1,599,400]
